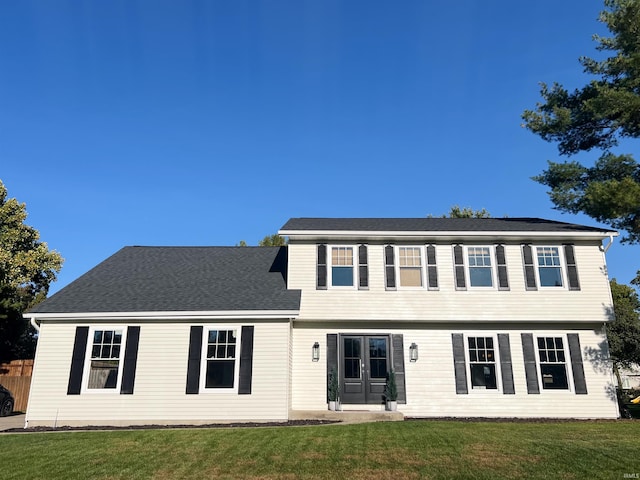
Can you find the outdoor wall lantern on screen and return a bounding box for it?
[410,343,419,362]
[312,342,320,362]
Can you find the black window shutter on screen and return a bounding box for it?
[564,244,581,291]
[521,333,540,394]
[497,334,515,394]
[384,245,396,290]
[358,244,369,290]
[522,245,538,290]
[317,244,327,290]
[453,245,466,290]
[567,333,588,394]
[67,326,89,395]
[391,334,407,404]
[326,334,338,402]
[451,334,468,394]
[426,244,438,290]
[238,326,254,395]
[120,326,140,395]
[186,326,203,394]
[495,244,510,291]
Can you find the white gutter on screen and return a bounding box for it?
[279,229,618,241]
[24,310,300,322]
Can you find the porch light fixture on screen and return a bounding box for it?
[410,343,418,362]
[312,342,320,362]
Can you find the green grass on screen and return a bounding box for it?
[1,420,639,479]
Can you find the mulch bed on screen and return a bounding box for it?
[405,416,637,423]
[2,419,339,433]
[4,416,637,433]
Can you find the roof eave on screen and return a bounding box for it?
[279,229,619,241]
[24,310,300,321]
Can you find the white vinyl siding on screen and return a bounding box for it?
[290,323,618,418]
[26,320,291,427]
[287,242,612,323]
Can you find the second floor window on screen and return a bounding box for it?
[467,247,493,287]
[331,247,354,287]
[536,247,563,287]
[398,247,423,287]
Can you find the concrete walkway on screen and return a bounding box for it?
[0,413,25,431]
[290,409,404,424]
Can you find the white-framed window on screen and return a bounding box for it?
[330,246,355,287]
[536,336,569,390]
[535,247,564,287]
[201,327,240,390]
[467,336,498,390]
[466,246,494,287]
[84,327,126,391]
[398,246,424,287]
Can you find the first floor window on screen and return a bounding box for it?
[205,329,237,388]
[537,247,563,287]
[398,247,423,287]
[537,337,568,389]
[331,246,354,287]
[88,329,123,389]
[468,336,497,389]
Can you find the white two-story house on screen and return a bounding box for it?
[23,217,620,427]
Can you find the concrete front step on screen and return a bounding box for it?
[290,409,404,424]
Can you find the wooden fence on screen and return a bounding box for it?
[0,360,33,413]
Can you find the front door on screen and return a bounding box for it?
[340,335,389,404]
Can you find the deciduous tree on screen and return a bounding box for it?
[430,206,492,218]
[0,180,63,362]
[607,279,640,399]
[258,234,287,247]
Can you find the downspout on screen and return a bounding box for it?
[603,234,615,253]
[25,316,39,428]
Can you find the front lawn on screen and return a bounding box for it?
[1,420,638,479]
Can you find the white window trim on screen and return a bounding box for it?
[534,334,574,393]
[199,325,243,393]
[395,245,426,289]
[464,245,497,289]
[82,326,127,394]
[533,246,566,289]
[327,245,358,289]
[464,334,502,393]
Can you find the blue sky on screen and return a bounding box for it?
[1,0,638,294]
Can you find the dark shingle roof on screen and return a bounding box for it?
[280,217,616,234]
[29,246,301,314]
